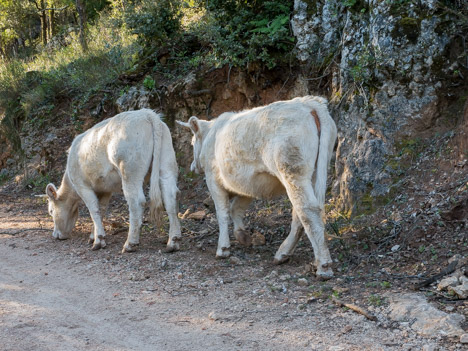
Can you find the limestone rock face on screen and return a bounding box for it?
[292,0,464,214]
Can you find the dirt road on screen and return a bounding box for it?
[0,193,463,350]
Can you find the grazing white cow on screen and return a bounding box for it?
[178,96,337,278]
[45,109,181,253]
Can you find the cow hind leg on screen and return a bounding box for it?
[282,180,333,279]
[160,175,182,252]
[230,196,252,247]
[121,181,146,253]
[273,208,304,264]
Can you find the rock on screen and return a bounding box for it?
[387,293,465,337]
[449,278,468,299]
[292,1,463,215]
[437,276,459,291]
[391,245,400,252]
[229,256,242,265]
[460,333,468,343]
[116,86,151,112]
[208,311,218,321]
[297,278,308,286]
[251,231,266,246]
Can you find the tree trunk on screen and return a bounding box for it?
[76,0,88,52]
[40,0,48,45]
[48,9,55,40]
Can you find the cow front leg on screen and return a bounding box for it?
[274,208,304,264]
[230,196,252,247]
[78,189,106,250]
[160,175,182,252]
[206,175,231,258]
[88,193,112,245]
[121,183,146,253]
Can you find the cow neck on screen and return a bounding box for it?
[59,171,80,203]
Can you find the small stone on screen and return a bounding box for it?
[460,333,468,343]
[279,274,291,281]
[251,231,266,246]
[297,278,308,286]
[208,311,218,321]
[422,344,436,351]
[341,325,352,334]
[449,281,468,299]
[391,245,400,252]
[228,256,241,265]
[437,276,459,291]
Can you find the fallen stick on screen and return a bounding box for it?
[331,297,377,321]
[412,260,458,290]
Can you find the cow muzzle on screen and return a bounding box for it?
[52,229,69,240]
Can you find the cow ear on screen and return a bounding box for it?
[46,183,58,201]
[176,120,190,128]
[188,116,200,134]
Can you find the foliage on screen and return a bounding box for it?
[122,0,183,47]
[0,11,139,150]
[197,0,295,68]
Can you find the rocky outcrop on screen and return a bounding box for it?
[292,0,467,214]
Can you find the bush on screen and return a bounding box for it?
[123,0,183,47]
[198,0,295,68]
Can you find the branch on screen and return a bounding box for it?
[411,260,459,290]
[331,297,377,321]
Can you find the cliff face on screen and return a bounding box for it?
[292,0,467,215]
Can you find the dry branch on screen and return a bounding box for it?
[412,260,459,290]
[331,297,377,321]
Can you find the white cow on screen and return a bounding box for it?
[178,96,337,278]
[45,109,181,253]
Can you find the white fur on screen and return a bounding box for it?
[46,109,181,253]
[178,96,337,278]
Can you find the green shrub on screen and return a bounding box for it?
[197,0,295,68]
[123,0,183,47]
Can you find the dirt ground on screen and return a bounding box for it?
[0,176,466,351]
[1,104,467,350]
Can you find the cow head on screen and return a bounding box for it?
[45,183,78,240]
[177,116,207,174]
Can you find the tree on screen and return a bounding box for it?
[75,0,87,51]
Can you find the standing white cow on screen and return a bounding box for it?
[178,96,337,278]
[45,109,181,253]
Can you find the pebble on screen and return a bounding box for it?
[297,278,308,286]
[460,333,468,344]
[208,311,218,321]
[230,256,242,265]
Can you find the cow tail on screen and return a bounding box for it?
[303,97,337,209]
[314,104,336,208]
[148,111,164,226]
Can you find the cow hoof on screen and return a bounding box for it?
[164,243,179,253]
[234,229,252,247]
[100,239,107,249]
[273,255,290,265]
[122,242,139,253]
[216,248,230,259]
[92,242,102,251]
[87,237,94,245]
[316,264,334,280]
